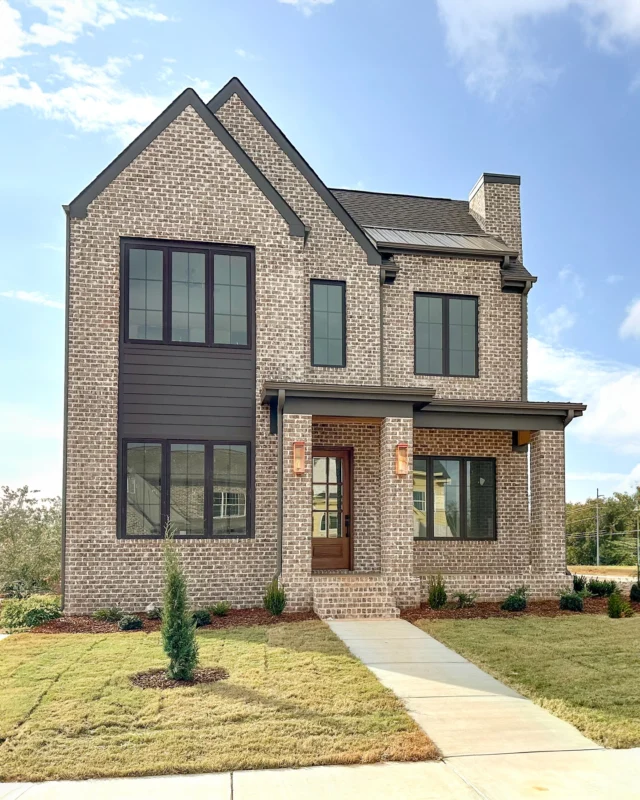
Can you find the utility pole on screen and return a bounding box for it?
[596,488,602,567]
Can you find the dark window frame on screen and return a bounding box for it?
[122,238,254,350]
[413,455,497,541]
[119,437,252,540]
[414,292,479,378]
[310,279,347,368]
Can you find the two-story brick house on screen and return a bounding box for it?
[62,78,585,617]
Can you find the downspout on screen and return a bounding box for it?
[379,272,385,386]
[521,280,532,401]
[61,205,71,610]
[275,388,286,580]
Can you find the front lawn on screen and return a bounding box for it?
[415,615,640,748]
[0,621,436,782]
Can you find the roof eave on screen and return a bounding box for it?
[377,243,519,259]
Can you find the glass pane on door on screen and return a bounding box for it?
[311,455,344,538]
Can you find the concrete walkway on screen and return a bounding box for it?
[327,619,599,758]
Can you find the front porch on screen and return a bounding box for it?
[265,383,585,618]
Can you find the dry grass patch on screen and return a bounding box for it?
[0,621,436,781]
[415,615,640,749]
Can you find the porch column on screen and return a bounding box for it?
[380,417,420,608]
[530,429,566,575]
[281,413,313,611]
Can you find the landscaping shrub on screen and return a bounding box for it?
[559,591,584,612]
[608,591,634,619]
[572,574,587,593]
[92,607,123,623]
[118,614,143,631]
[427,573,447,609]
[264,578,287,616]
[0,486,61,597]
[0,594,61,631]
[161,530,199,681]
[630,583,640,604]
[452,591,477,608]
[501,585,528,612]
[145,605,162,620]
[209,601,231,617]
[192,609,211,627]
[587,578,617,597]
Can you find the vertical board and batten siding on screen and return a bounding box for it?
[119,344,256,441]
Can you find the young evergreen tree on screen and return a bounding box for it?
[161,527,198,680]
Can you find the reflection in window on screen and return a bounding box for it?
[128,249,163,340]
[169,444,205,536]
[413,457,427,538]
[415,296,443,375]
[213,444,248,535]
[312,455,343,538]
[433,459,461,538]
[125,442,162,535]
[171,251,206,342]
[312,281,345,367]
[415,294,477,377]
[466,459,496,539]
[214,254,248,345]
[449,297,477,377]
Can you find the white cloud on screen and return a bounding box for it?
[536,304,576,342]
[606,273,624,284]
[529,336,640,455]
[0,289,63,308]
[619,298,640,339]
[278,0,335,17]
[0,0,167,60]
[235,48,259,60]
[559,266,585,298]
[436,0,640,98]
[0,54,170,139]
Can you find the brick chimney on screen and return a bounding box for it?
[468,173,522,259]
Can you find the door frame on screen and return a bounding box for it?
[311,446,354,571]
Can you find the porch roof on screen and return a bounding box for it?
[261,382,586,431]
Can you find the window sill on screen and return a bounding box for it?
[413,537,497,543]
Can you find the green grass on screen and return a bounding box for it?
[415,615,640,749]
[0,622,436,782]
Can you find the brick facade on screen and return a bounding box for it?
[64,87,573,617]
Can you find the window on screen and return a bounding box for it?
[311,280,346,367]
[121,440,250,538]
[123,241,251,347]
[413,456,496,540]
[415,293,477,377]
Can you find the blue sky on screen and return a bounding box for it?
[1,0,640,502]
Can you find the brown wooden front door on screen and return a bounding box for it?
[311,448,352,570]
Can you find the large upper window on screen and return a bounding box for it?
[413,456,496,540]
[122,440,250,538]
[124,241,251,347]
[415,293,477,377]
[311,280,346,367]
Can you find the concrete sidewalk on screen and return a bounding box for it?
[327,619,599,757]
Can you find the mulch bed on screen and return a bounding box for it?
[31,608,318,634]
[130,666,229,689]
[402,596,640,621]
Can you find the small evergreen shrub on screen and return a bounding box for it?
[427,573,448,609]
[608,591,634,619]
[161,529,199,681]
[572,574,587,593]
[0,594,61,630]
[452,591,477,608]
[630,583,640,604]
[92,607,123,623]
[3,579,49,599]
[264,578,287,616]
[587,578,617,597]
[192,609,211,627]
[210,601,231,617]
[118,614,143,631]
[559,591,584,612]
[501,585,528,612]
[146,605,162,620]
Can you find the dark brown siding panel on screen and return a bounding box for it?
[119,342,256,441]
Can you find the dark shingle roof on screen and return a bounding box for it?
[330,188,484,236]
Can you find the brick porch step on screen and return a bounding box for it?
[311,573,400,619]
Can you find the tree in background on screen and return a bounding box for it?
[566,488,640,566]
[0,486,61,597]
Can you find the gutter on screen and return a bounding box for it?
[521,280,532,401]
[275,388,285,580]
[61,205,71,611]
